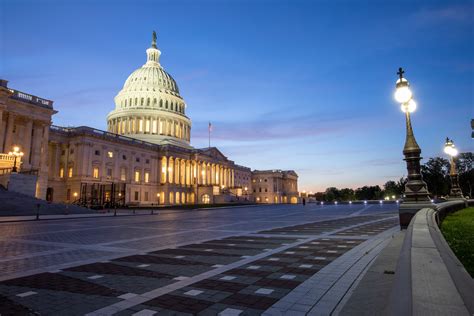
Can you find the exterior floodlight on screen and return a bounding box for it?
[8,145,24,173]
[444,137,464,199]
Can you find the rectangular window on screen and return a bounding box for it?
[59,167,64,178]
[93,167,99,179]
[134,191,139,201]
[67,189,71,200]
[144,192,149,201]
[68,167,73,178]
[107,168,112,178]
[144,172,149,183]
[120,168,126,181]
[95,150,100,156]
[135,171,140,182]
[145,119,150,133]
[136,157,140,162]
[122,155,127,160]
[107,151,113,158]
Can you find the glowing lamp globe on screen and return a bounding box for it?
[395,78,412,104]
[401,99,417,113]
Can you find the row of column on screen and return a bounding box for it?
[160,156,235,188]
[0,111,46,171]
[108,116,190,141]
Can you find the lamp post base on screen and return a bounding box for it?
[399,201,435,229]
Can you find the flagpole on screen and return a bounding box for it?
[208,122,211,148]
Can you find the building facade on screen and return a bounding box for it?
[0,32,298,206]
[251,170,299,204]
[0,79,56,198]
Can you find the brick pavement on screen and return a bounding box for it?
[0,204,399,315]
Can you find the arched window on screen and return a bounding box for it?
[171,103,174,111]
[147,98,150,106]
[165,100,168,109]
[201,194,210,204]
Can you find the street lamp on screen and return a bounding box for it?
[394,68,432,228]
[444,138,464,199]
[8,146,24,173]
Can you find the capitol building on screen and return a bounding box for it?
[0,32,299,207]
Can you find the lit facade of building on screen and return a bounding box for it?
[0,80,56,198]
[251,170,299,204]
[0,33,298,206]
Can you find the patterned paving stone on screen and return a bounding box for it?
[64,262,173,279]
[0,294,39,315]
[2,272,124,297]
[113,254,211,266]
[144,294,214,314]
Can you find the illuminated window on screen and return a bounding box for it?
[201,194,210,204]
[93,167,99,179]
[135,171,140,182]
[107,151,113,158]
[145,119,150,133]
[144,172,149,183]
[59,167,64,178]
[68,167,73,178]
[120,168,126,181]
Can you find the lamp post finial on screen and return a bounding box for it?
[397,67,405,80]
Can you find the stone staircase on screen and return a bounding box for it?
[0,187,93,216]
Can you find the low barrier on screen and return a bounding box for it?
[388,200,474,315]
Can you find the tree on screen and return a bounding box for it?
[325,187,339,201]
[456,152,474,197]
[355,185,382,200]
[339,188,355,201]
[421,157,450,197]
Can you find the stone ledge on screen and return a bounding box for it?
[388,200,474,315]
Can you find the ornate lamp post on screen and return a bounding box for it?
[394,68,432,228]
[8,146,24,173]
[444,138,464,199]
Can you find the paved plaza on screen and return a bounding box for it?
[0,204,399,315]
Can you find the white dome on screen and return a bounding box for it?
[107,32,191,147]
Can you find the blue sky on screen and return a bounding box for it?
[1,0,473,192]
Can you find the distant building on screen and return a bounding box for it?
[251,170,299,204]
[0,32,299,206]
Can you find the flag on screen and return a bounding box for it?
[208,122,212,132]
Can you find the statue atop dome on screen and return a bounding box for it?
[152,31,157,48]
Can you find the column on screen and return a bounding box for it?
[22,120,33,168]
[3,113,15,153]
[0,109,4,152]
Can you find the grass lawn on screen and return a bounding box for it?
[440,207,474,277]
